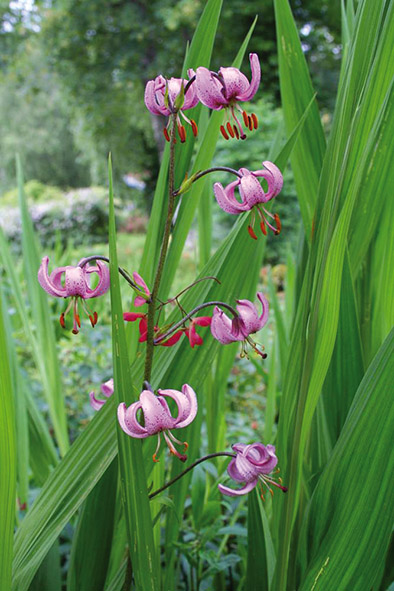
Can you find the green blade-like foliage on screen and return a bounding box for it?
[298,330,394,591]
[15,157,69,455]
[108,157,158,591]
[246,491,276,590]
[0,295,17,591]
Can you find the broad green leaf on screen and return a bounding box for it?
[0,295,17,591]
[246,491,276,590]
[28,543,61,591]
[298,330,394,591]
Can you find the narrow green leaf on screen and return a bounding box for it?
[298,330,394,591]
[108,155,158,591]
[0,295,16,591]
[246,491,276,590]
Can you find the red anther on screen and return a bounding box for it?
[163,127,170,142]
[191,119,198,137]
[233,125,240,139]
[93,311,98,325]
[242,110,249,126]
[152,454,159,463]
[260,220,267,235]
[59,313,65,329]
[274,213,281,235]
[75,314,81,328]
[178,125,186,143]
[252,113,258,129]
[72,328,79,335]
[220,125,230,140]
[89,311,98,327]
[248,225,258,240]
[248,115,253,130]
[226,121,235,138]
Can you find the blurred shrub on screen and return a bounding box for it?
[1,180,62,206]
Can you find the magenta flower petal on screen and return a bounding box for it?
[89,391,106,411]
[251,161,284,202]
[195,66,229,109]
[236,53,261,102]
[218,479,258,497]
[239,173,268,209]
[211,306,244,344]
[144,77,168,115]
[140,390,176,434]
[38,256,68,297]
[132,271,150,306]
[117,401,148,438]
[83,260,110,298]
[101,378,114,397]
[213,180,248,215]
[157,384,198,428]
[236,292,269,334]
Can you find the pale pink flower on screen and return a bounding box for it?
[89,378,114,411]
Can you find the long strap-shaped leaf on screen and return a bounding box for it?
[298,329,394,591]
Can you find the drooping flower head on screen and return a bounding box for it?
[144,71,199,142]
[118,384,197,462]
[89,378,114,411]
[218,442,287,497]
[214,161,283,239]
[195,53,260,140]
[38,256,110,334]
[132,272,151,307]
[211,292,269,358]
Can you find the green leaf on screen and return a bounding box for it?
[246,491,276,590]
[0,295,17,591]
[298,330,394,591]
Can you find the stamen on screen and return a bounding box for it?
[191,119,198,137]
[226,122,235,138]
[220,125,230,140]
[60,313,65,328]
[178,124,186,143]
[163,432,187,462]
[251,113,258,129]
[233,125,240,139]
[163,127,170,142]
[248,225,258,240]
[260,219,267,236]
[231,107,247,140]
[274,213,281,235]
[153,433,161,462]
[248,115,253,130]
[242,110,249,127]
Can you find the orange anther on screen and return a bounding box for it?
[226,121,235,138]
[152,453,160,463]
[163,127,170,142]
[242,110,249,126]
[59,313,65,329]
[251,113,258,129]
[233,125,240,139]
[178,125,186,143]
[220,125,229,140]
[191,119,198,137]
[260,220,267,235]
[274,213,281,235]
[248,225,258,240]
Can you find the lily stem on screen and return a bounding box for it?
[144,113,177,382]
[173,166,242,196]
[148,452,235,499]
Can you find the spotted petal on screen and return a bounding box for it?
[218,479,258,497]
[236,292,269,334]
[252,161,284,201]
[236,53,261,102]
[157,384,197,429]
[195,66,229,109]
[38,256,68,297]
[214,180,249,215]
[117,401,148,438]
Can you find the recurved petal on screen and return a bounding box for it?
[211,307,242,344]
[85,260,110,298]
[38,256,68,297]
[158,384,198,429]
[213,181,248,215]
[252,161,283,201]
[239,173,267,208]
[144,79,169,116]
[140,390,175,433]
[64,266,88,297]
[89,391,106,411]
[218,478,258,497]
[236,53,261,102]
[101,378,114,397]
[117,401,148,438]
[133,271,150,306]
[219,66,250,100]
[195,67,228,109]
[236,292,268,334]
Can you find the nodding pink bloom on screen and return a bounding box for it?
[89,378,114,411]
[213,161,283,239]
[144,71,199,143]
[218,442,287,497]
[211,292,269,358]
[183,316,212,348]
[123,312,184,346]
[117,384,197,462]
[195,53,260,140]
[38,256,110,334]
[132,272,150,307]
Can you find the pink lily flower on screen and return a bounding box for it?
[89,378,114,411]
[117,384,198,462]
[213,161,283,239]
[218,442,286,497]
[195,53,260,140]
[132,272,150,307]
[211,292,269,358]
[144,71,199,142]
[38,256,110,334]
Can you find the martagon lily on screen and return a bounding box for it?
[211,292,269,358]
[218,442,287,497]
[195,53,260,140]
[214,161,283,239]
[144,71,199,142]
[117,384,197,462]
[38,256,110,334]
